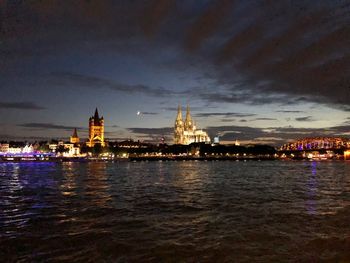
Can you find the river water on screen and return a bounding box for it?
[1,161,350,262]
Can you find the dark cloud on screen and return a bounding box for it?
[141,0,176,37]
[127,127,173,143]
[161,105,218,112]
[185,0,235,51]
[220,118,236,123]
[274,26,350,74]
[254,118,277,121]
[195,112,256,118]
[0,1,140,40]
[139,112,158,115]
[49,72,180,97]
[127,127,173,136]
[0,101,45,110]
[276,110,305,113]
[240,9,328,69]
[218,117,277,122]
[198,90,308,106]
[219,25,264,62]
[273,125,350,138]
[295,116,316,122]
[327,125,350,135]
[19,123,85,131]
[240,24,350,107]
[206,123,350,145]
[2,1,349,110]
[206,125,266,141]
[206,2,349,109]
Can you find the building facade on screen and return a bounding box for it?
[345,150,350,160]
[0,143,9,153]
[87,108,105,147]
[174,105,210,145]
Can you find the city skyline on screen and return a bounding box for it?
[0,1,349,145]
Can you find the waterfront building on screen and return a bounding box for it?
[49,143,58,152]
[49,142,80,157]
[8,148,22,154]
[48,141,65,152]
[345,150,350,160]
[0,143,34,154]
[174,105,210,145]
[22,144,34,153]
[87,108,105,147]
[62,143,80,157]
[0,143,9,153]
[70,128,80,144]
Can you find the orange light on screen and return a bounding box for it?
[344,150,350,160]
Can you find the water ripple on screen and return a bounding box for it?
[1,161,350,261]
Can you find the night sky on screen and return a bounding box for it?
[0,0,349,145]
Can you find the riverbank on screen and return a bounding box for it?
[0,155,347,162]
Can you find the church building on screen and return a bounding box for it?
[174,105,210,145]
[70,128,80,144]
[87,108,105,147]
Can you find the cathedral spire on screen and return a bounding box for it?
[184,104,194,132]
[176,104,182,120]
[185,104,192,123]
[174,104,184,144]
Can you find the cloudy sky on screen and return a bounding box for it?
[0,0,349,145]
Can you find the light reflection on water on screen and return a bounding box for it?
[306,161,318,215]
[1,161,350,262]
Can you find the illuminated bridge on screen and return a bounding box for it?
[280,137,350,151]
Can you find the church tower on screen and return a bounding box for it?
[174,104,184,144]
[87,108,105,147]
[184,105,195,132]
[70,128,80,144]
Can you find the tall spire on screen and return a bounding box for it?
[94,108,99,119]
[174,104,184,144]
[70,128,80,144]
[184,104,194,132]
[176,104,182,120]
[72,128,78,138]
[185,104,192,123]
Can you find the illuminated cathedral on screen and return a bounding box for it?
[174,105,210,145]
[87,108,105,147]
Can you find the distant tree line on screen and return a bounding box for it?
[100,142,277,156]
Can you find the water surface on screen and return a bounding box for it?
[1,161,350,262]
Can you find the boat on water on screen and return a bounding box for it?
[0,155,57,162]
[0,152,85,162]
